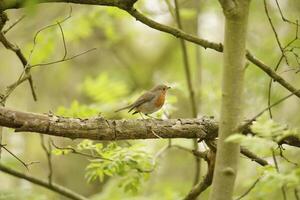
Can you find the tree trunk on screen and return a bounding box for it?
[209,1,251,200]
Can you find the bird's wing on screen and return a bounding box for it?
[128,92,155,112]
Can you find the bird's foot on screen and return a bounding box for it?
[146,114,162,121]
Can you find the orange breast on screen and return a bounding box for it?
[155,92,166,108]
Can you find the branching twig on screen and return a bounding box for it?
[0,163,88,200]
[267,18,299,118]
[183,150,215,200]
[1,1,300,104]
[0,29,37,101]
[235,178,261,200]
[274,0,300,27]
[239,89,300,131]
[50,140,112,161]
[278,146,298,166]
[0,144,39,170]
[3,15,25,34]
[40,135,53,185]
[33,6,72,45]
[0,73,31,105]
[264,0,289,65]
[29,48,97,68]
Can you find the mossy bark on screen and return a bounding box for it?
[209,1,251,200]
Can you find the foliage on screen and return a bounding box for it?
[56,100,100,118]
[226,114,300,155]
[226,114,300,199]
[1,0,300,199]
[52,140,154,193]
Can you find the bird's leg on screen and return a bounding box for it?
[139,112,145,119]
[145,114,162,121]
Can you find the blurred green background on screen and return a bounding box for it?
[0,0,299,199]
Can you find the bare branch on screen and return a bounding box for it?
[206,140,269,166]
[0,72,30,105]
[274,0,300,27]
[40,135,53,185]
[267,55,284,118]
[235,178,260,200]
[240,88,300,131]
[173,0,200,186]
[29,48,97,68]
[1,0,300,103]
[278,146,298,166]
[264,0,289,65]
[240,147,268,166]
[0,29,37,101]
[0,107,299,147]
[0,163,88,200]
[0,144,39,170]
[183,150,215,200]
[3,15,25,34]
[33,6,72,45]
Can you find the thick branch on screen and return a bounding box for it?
[0,0,137,10]
[0,107,299,148]
[0,107,218,140]
[0,163,88,200]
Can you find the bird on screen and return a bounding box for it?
[115,84,171,117]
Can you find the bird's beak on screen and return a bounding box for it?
[167,86,171,90]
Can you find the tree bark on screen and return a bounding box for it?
[209,1,251,200]
[0,107,218,140]
[0,107,299,149]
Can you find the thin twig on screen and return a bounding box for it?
[263,0,289,66]
[50,140,112,161]
[29,48,97,68]
[295,189,300,200]
[272,149,287,200]
[0,163,88,200]
[57,21,67,60]
[0,144,39,170]
[274,0,300,27]
[0,32,37,101]
[3,15,26,34]
[33,6,72,45]
[173,0,200,186]
[0,73,30,105]
[2,1,300,103]
[278,146,298,166]
[240,89,300,131]
[267,55,284,118]
[183,150,215,200]
[235,178,261,200]
[40,135,53,185]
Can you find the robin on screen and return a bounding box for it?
[115,84,171,117]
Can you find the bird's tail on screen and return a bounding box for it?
[114,105,132,113]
